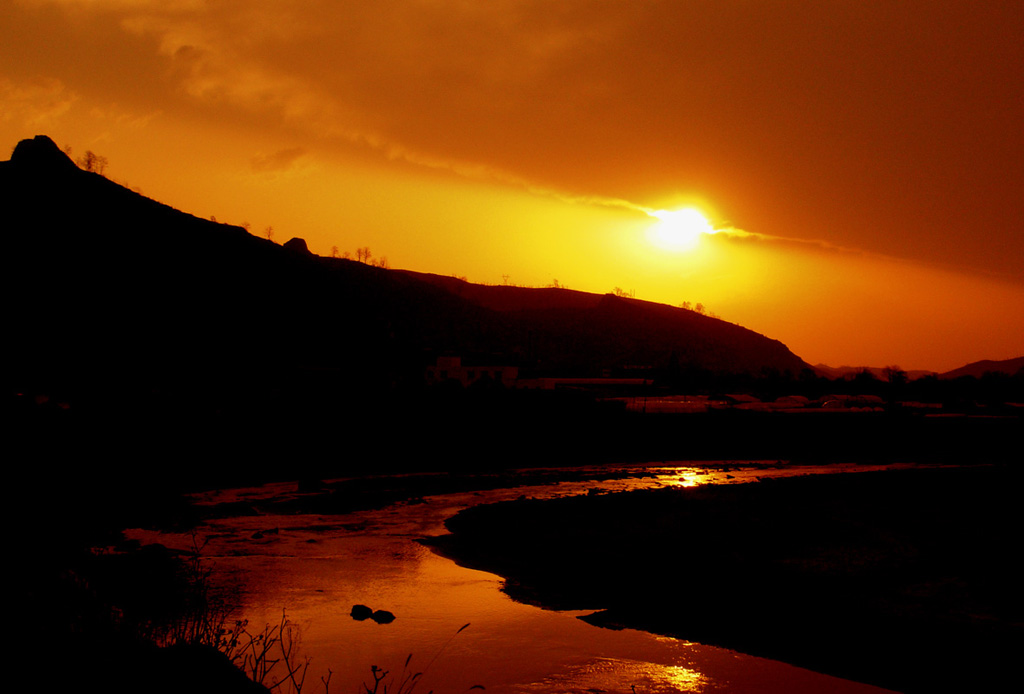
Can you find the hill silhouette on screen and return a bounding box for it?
[940,356,1024,380]
[7,137,1020,694]
[5,135,808,404]
[401,271,808,375]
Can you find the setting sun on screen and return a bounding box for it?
[647,208,714,251]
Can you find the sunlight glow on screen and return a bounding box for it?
[646,208,714,251]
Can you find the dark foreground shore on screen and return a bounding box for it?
[425,465,1022,693]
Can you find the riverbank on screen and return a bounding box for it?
[425,465,1022,693]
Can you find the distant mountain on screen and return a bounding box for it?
[940,357,1024,380]
[814,357,1024,382]
[813,364,874,380]
[812,364,936,381]
[4,135,808,402]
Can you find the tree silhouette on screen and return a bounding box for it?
[77,150,108,175]
[883,366,908,386]
[853,369,880,390]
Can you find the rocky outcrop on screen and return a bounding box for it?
[283,237,312,254]
[9,134,79,174]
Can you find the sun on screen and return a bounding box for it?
[646,207,714,251]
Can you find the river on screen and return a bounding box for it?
[127,462,907,693]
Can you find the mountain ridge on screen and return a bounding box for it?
[813,357,1024,382]
[5,134,808,400]
[940,356,1024,380]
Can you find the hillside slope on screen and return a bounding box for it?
[5,135,808,401]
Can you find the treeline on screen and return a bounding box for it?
[650,364,1024,406]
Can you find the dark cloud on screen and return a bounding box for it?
[5,1,1022,279]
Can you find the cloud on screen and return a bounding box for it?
[0,75,77,128]
[711,225,866,254]
[29,2,624,189]
[18,0,202,9]
[87,104,160,129]
[250,147,307,174]
[9,1,1022,279]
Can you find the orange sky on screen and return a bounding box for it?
[3,0,1022,372]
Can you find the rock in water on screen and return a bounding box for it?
[371,609,395,624]
[350,604,373,621]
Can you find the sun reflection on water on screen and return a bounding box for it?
[521,656,710,693]
[662,664,711,691]
[674,474,701,487]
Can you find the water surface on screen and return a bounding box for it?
[128,462,907,693]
